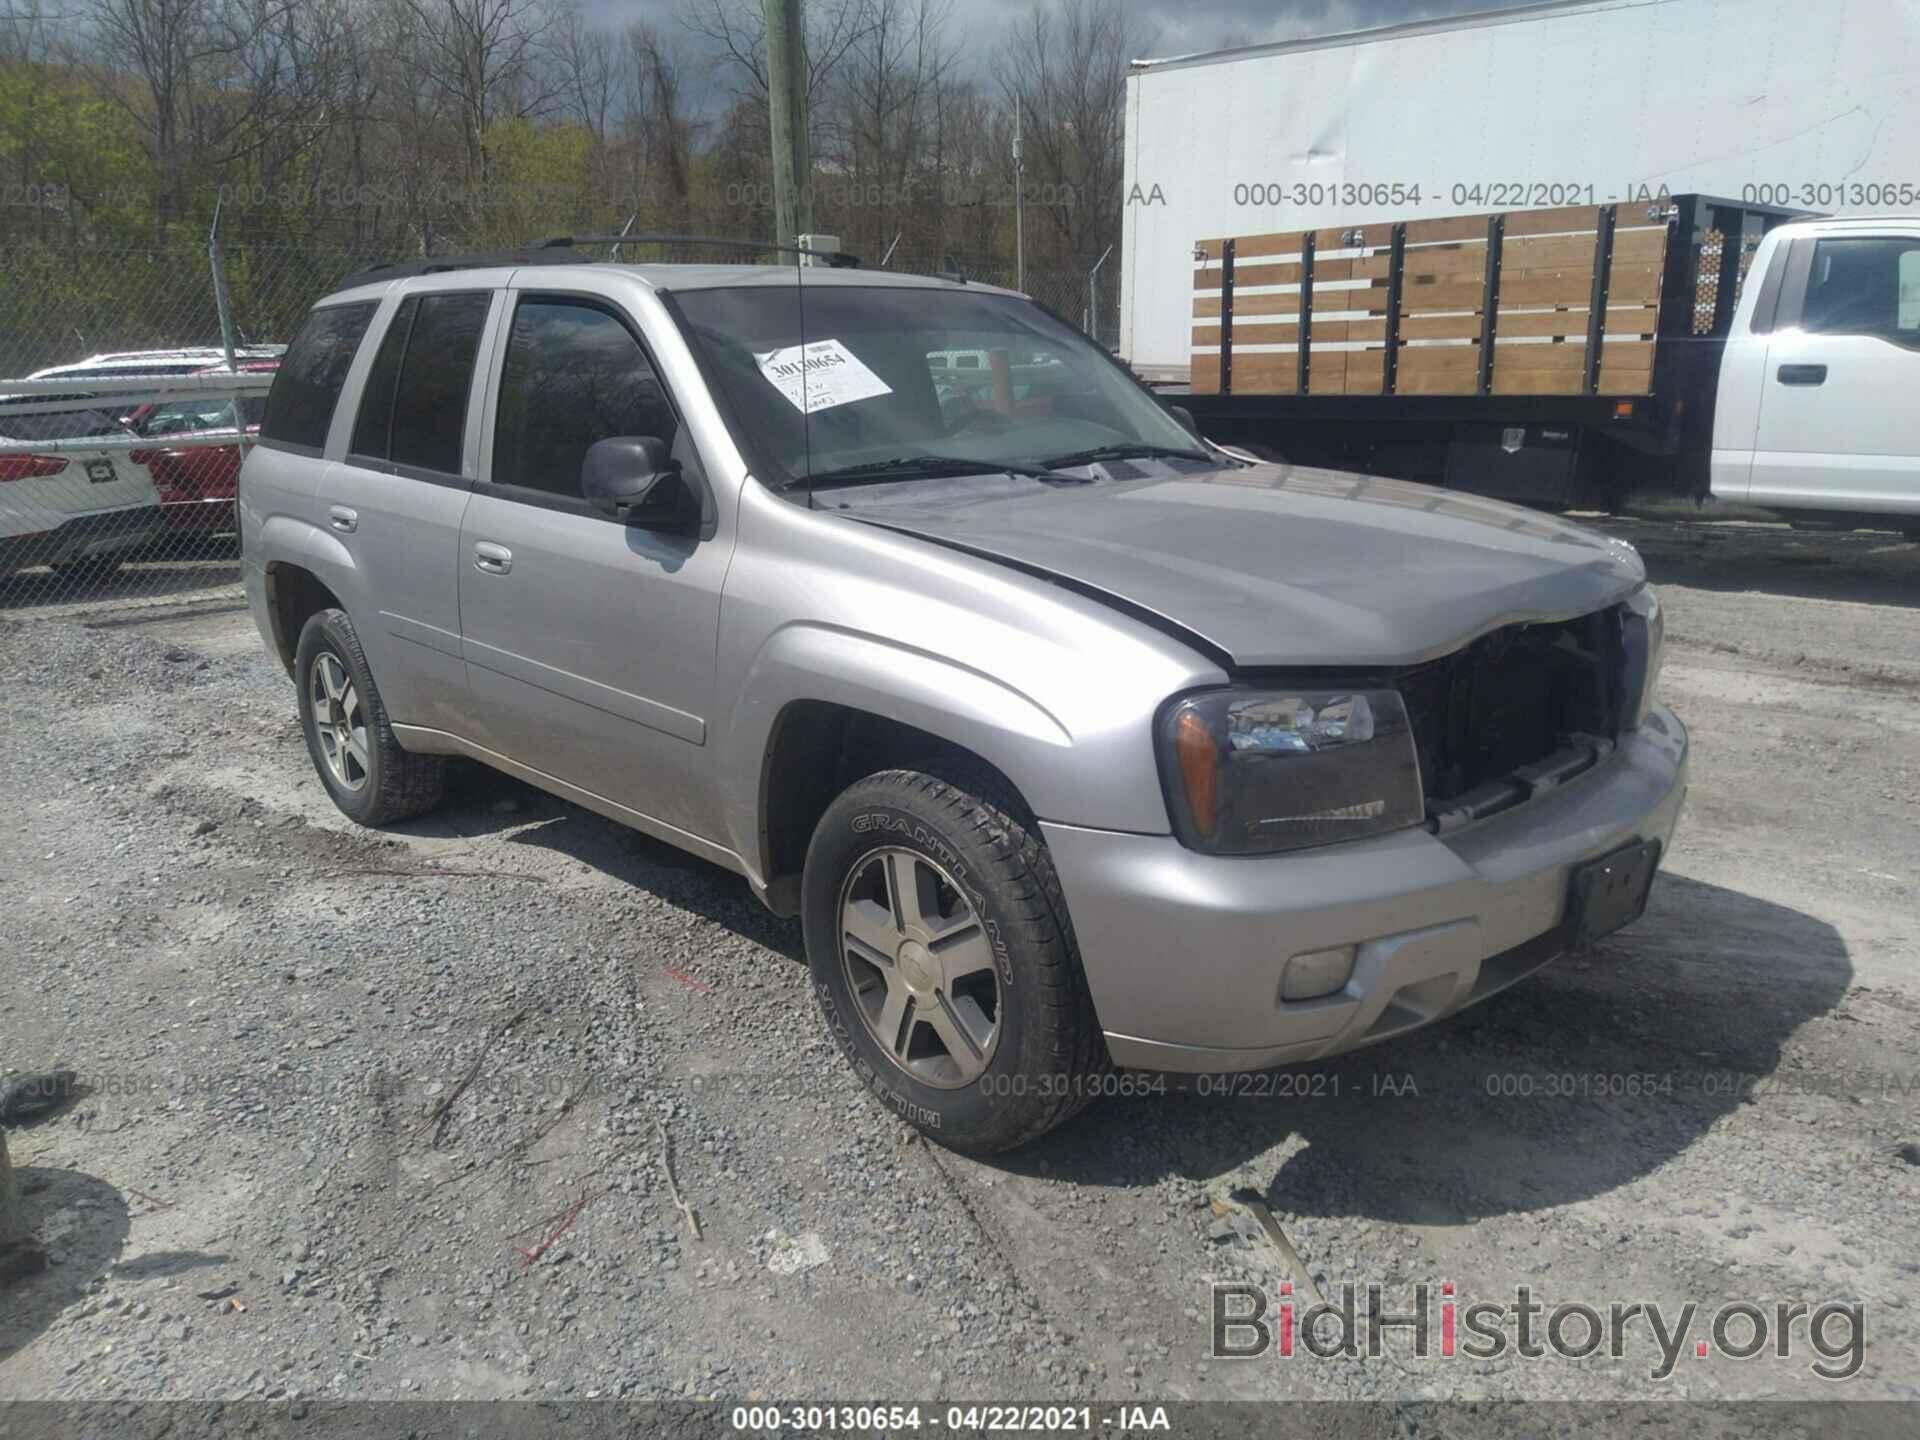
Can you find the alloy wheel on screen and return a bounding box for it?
[838,846,1002,1088]
[309,651,369,792]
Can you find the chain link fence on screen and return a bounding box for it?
[1,238,376,618]
[0,236,1115,620]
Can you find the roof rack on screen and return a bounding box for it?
[335,233,861,291]
[335,238,585,290]
[551,233,862,268]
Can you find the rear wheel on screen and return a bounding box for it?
[294,608,445,825]
[802,767,1108,1153]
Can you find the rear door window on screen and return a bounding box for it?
[348,292,491,476]
[349,297,415,461]
[260,302,377,452]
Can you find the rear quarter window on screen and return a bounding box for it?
[261,302,377,452]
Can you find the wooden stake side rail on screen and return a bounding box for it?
[1191,203,1673,397]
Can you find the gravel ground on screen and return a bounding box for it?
[0,515,1916,1415]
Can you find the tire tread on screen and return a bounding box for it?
[819,765,1109,1153]
[297,608,445,825]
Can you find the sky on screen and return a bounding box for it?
[970,0,1493,57]
[590,0,1505,76]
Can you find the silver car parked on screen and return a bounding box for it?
[240,249,1687,1152]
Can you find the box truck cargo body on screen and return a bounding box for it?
[1120,0,1920,505]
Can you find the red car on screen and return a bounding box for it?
[125,360,277,534]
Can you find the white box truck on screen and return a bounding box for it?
[1120,0,1920,519]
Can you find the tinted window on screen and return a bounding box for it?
[1802,237,1920,345]
[261,302,376,450]
[349,293,489,473]
[492,300,676,498]
[391,293,490,474]
[349,297,414,460]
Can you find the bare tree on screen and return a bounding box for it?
[678,0,871,107]
[0,0,59,62]
[821,0,954,255]
[548,0,614,140]
[398,0,561,187]
[621,20,697,224]
[993,0,1150,263]
[74,0,353,230]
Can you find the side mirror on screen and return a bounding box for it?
[581,436,690,527]
[1166,403,1200,438]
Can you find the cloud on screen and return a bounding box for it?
[579,0,1494,100]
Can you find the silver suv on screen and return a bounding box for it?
[240,249,1687,1152]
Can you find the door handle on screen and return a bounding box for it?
[327,505,358,533]
[1777,363,1827,386]
[473,541,513,575]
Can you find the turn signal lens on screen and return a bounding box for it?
[1173,708,1220,839]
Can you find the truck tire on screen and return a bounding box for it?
[802,767,1108,1153]
[294,608,445,825]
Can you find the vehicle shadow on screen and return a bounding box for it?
[404,769,1851,1227]
[0,1165,131,1362]
[418,764,806,964]
[1006,873,1852,1224]
[1598,512,1919,609]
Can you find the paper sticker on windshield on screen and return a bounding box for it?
[754,338,893,414]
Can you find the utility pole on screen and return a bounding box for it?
[765,0,812,247]
[1012,101,1026,291]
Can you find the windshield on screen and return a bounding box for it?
[671,284,1202,488]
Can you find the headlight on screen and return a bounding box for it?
[1620,587,1664,727]
[1156,688,1426,855]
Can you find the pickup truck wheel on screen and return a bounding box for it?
[294,608,445,826]
[802,768,1108,1153]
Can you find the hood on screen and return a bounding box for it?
[837,462,1646,669]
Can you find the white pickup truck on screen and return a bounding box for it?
[1712,216,1920,534]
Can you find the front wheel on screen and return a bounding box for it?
[802,768,1108,1153]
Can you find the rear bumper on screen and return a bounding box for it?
[157,495,239,532]
[0,504,163,572]
[1042,706,1689,1073]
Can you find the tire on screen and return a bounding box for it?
[293,607,445,825]
[802,767,1108,1153]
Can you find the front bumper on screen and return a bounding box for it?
[1042,705,1689,1073]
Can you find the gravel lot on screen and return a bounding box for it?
[1,514,1916,1413]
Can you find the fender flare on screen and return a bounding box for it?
[719,622,1075,885]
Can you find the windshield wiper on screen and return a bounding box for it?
[800,453,1076,487]
[1038,442,1212,468]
